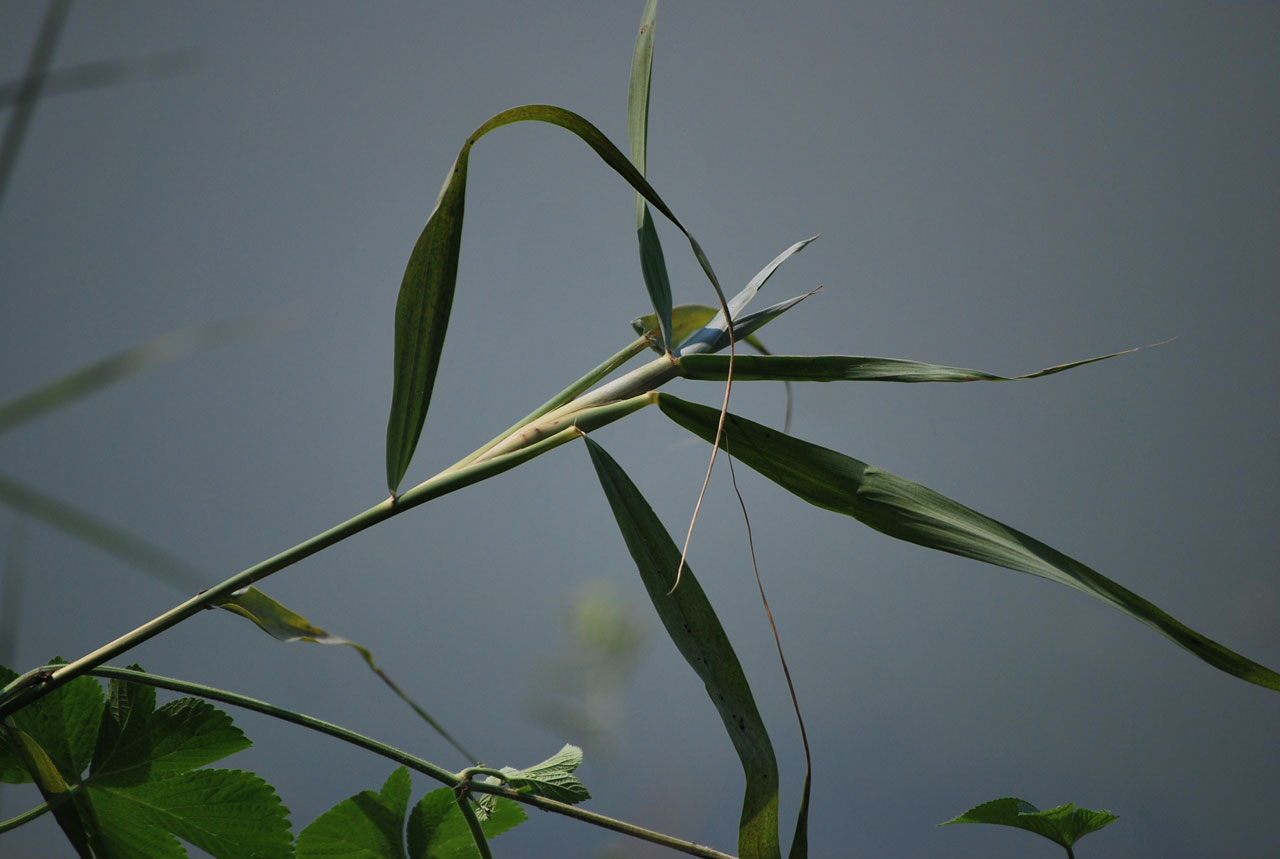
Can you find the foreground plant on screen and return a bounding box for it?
[3,2,1277,856]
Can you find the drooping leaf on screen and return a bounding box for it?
[679,236,818,356]
[585,437,781,859]
[941,797,1118,852]
[213,587,474,761]
[628,0,673,351]
[385,103,728,495]
[677,344,1156,383]
[407,787,525,859]
[657,394,1280,692]
[296,766,412,859]
[498,743,590,805]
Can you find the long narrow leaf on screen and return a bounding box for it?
[629,0,673,352]
[385,103,728,494]
[677,344,1157,383]
[679,237,818,355]
[657,394,1280,692]
[584,437,781,859]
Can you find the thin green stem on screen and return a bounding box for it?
[0,798,54,834]
[67,667,734,859]
[453,788,494,859]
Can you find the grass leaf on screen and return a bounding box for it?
[657,394,1280,692]
[385,104,727,494]
[585,437,781,858]
[677,344,1159,382]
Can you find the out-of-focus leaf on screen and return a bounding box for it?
[679,236,817,355]
[385,103,728,495]
[629,0,672,351]
[657,394,1280,692]
[941,797,1118,851]
[0,317,263,436]
[677,344,1156,383]
[0,473,206,592]
[214,587,474,761]
[585,437,780,859]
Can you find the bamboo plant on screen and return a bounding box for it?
[2,2,1276,857]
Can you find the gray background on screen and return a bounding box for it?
[2,2,1277,856]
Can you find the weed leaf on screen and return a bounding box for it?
[0,663,292,858]
[942,797,1118,851]
[585,437,781,859]
[656,395,1280,692]
[498,743,590,805]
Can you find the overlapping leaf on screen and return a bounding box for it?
[296,766,525,859]
[656,395,1280,692]
[585,437,781,859]
[0,663,292,859]
[385,104,728,494]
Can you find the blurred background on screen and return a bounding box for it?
[2,2,1277,856]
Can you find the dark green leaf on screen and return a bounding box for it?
[657,394,1280,692]
[677,345,1153,383]
[942,797,1118,850]
[297,766,412,859]
[385,103,727,494]
[407,787,525,859]
[7,657,103,781]
[584,437,781,859]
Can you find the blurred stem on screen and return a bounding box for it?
[0,0,72,211]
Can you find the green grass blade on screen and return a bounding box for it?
[385,103,727,495]
[677,344,1160,382]
[584,436,780,859]
[657,394,1280,692]
[629,0,673,351]
[633,305,771,355]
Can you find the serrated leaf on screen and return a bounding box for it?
[407,787,525,859]
[297,766,412,859]
[87,767,292,859]
[385,103,727,494]
[499,743,590,805]
[941,797,1118,850]
[585,438,780,859]
[7,657,103,781]
[677,344,1154,383]
[657,394,1280,692]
